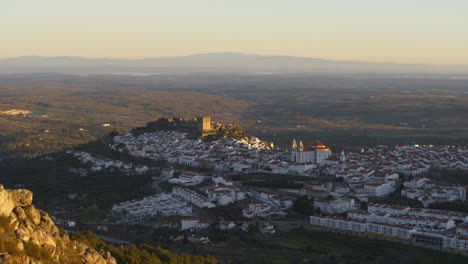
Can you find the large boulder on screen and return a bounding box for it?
[13,207,27,221]
[0,253,12,264]
[9,189,33,207]
[15,227,31,243]
[24,205,41,226]
[82,248,116,264]
[0,185,14,217]
[102,251,117,264]
[8,212,19,230]
[33,228,56,248]
[38,212,60,237]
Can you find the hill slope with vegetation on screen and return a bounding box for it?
[0,184,216,264]
[0,184,116,264]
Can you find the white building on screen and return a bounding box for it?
[258,190,293,208]
[259,223,276,234]
[242,202,279,219]
[403,177,434,189]
[310,215,417,240]
[368,203,468,223]
[168,172,205,186]
[364,182,393,196]
[310,215,367,232]
[367,222,416,239]
[204,183,245,206]
[314,198,355,214]
[311,215,468,246]
[219,221,236,231]
[290,139,332,165]
[230,161,252,172]
[347,210,376,222]
[456,224,468,236]
[112,193,192,219]
[172,187,215,208]
[271,195,293,208]
[444,235,468,250]
[180,217,210,231]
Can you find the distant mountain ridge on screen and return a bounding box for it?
[0,53,465,74]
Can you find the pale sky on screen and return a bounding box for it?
[1,0,468,65]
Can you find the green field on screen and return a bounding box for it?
[192,229,467,264]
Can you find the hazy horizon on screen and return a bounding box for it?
[0,52,456,65]
[2,52,468,75]
[2,0,468,67]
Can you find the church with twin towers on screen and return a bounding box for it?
[290,139,345,165]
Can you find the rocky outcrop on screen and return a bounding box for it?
[10,189,33,207]
[0,186,14,217]
[0,184,116,264]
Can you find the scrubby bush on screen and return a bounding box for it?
[73,230,217,264]
[23,241,53,262]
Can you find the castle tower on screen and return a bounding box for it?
[196,116,212,132]
[299,140,304,151]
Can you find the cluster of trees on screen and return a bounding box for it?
[0,155,155,212]
[73,230,217,264]
[369,192,423,208]
[426,167,468,185]
[232,173,308,189]
[430,201,468,214]
[204,203,244,221]
[244,180,302,189]
[292,195,315,215]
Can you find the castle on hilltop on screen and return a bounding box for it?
[291,139,334,164]
[170,116,215,137]
[138,115,246,140]
[144,116,215,138]
[196,116,215,137]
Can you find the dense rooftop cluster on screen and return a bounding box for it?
[112,130,278,172]
[112,193,192,221]
[338,145,468,178]
[69,151,148,175]
[93,124,468,254]
[319,145,468,202]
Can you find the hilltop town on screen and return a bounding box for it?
[68,116,468,254]
[1,116,468,262]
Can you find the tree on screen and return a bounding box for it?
[360,201,368,210]
[293,195,314,215]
